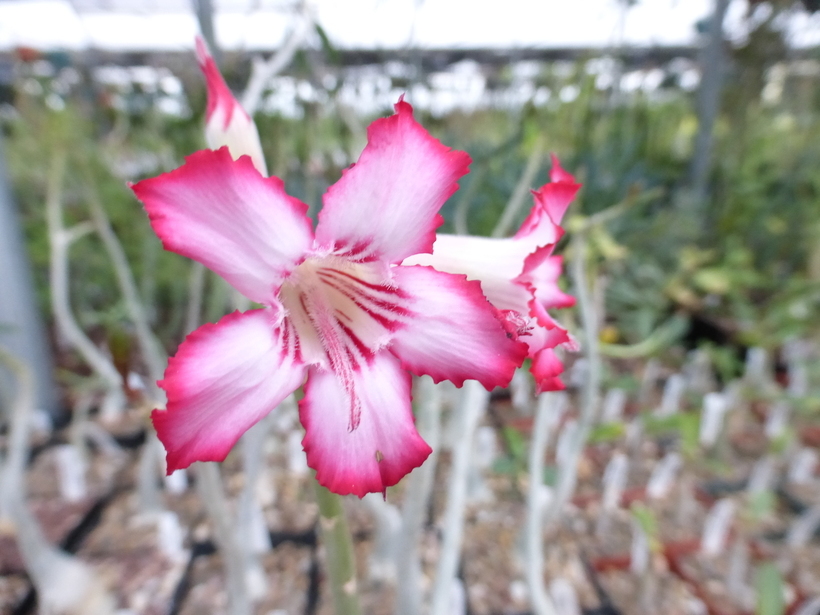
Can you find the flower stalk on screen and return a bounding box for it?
[314,482,363,615]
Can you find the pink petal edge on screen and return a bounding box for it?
[315,99,471,264]
[195,36,244,129]
[130,147,313,306]
[153,309,306,473]
[299,353,432,497]
[389,265,528,390]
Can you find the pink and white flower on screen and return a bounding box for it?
[195,37,268,175]
[404,156,579,393]
[131,100,528,497]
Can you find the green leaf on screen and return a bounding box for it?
[502,426,527,462]
[589,422,626,444]
[491,457,519,476]
[755,562,784,615]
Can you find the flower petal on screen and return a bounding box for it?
[315,99,471,263]
[530,154,581,226]
[520,255,576,326]
[131,148,313,305]
[403,234,535,313]
[196,37,268,175]
[152,309,306,472]
[389,265,527,390]
[531,347,566,393]
[299,352,431,497]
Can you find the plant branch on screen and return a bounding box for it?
[45,148,124,417]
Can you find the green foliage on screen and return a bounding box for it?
[643,412,700,457]
[588,421,626,444]
[755,562,785,615]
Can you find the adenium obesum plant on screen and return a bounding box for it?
[405,156,580,393]
[131,99,533,496]
[131,42,576,497]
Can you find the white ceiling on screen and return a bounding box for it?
[0,0,818,52]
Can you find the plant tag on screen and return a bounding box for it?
[788,448,818,485]
[655,374,685,417]
[787,505,820,548]
[744,347,769,382]
[602,452,629,511]
[647,452,682,499]
[630,518,650,575]
[54,444,87,502]
[164,469,188,494]
[549,578,581,615]
[747,455,775,495]
[638,358,661,406]
[602,388,627,422]
[765,402,790,440]
[156,511,187,563]
[701,498,736,556]
[684,349,714,394]
[699,392,727,448]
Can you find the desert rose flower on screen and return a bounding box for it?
[195,37,268,175]
[404,156,579,393]
[131,100,528,497]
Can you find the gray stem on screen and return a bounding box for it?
[196,461,253,615]
[526,392,560,615]
[395,376,443,615]
[430,380,489,615]
[491,137,544,238]
[544,233,601,525]
[45,149,124,415]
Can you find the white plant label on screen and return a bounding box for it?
[630,518,650,575]
[701,498,736,556]
[647,452,682,500]
[764,402,790,440]
[602,452,629,511]
[747,456,775,495]
[549,577,581,615]
[54,444,87,502]
[699,392,728,448]
[788,448,818,485]
[744,347,769,382]
[655,374,685,417]
[164,469,188,494]
[602,388,627,423]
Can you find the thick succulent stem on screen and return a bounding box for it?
[314,481,363,615]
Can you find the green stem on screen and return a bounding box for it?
[314,481,363,615]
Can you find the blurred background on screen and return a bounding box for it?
[0,1,819,614]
